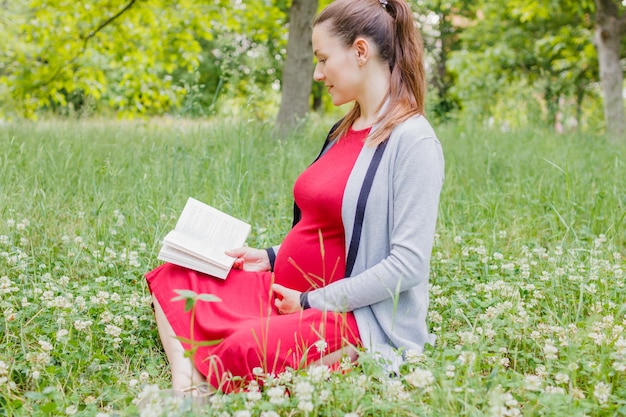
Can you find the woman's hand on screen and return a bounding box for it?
[225,247,271,272]
[271,284,302,314]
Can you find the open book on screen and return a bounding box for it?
[157,197,251,279]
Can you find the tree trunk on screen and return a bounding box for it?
[594,0,626,141]
[276,0,318,133]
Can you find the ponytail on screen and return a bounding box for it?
[314,0,426,145]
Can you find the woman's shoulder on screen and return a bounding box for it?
[393,115,437,140]
[388,115,440,153]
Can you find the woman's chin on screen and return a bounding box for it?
[331,96,349,107]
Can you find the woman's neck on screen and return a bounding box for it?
[353,66,391,130]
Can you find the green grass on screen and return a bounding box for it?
[0,117,624,416]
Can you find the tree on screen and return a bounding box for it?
[415,0,477,121]
[448,0,598,129]
[594,0,626,141]
[275,0,319,132]
[0,0,287,119]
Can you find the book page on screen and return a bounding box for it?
[170,197,251,268]
[158,243,230,279]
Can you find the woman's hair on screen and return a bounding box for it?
[314,0,426,145]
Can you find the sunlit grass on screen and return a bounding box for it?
[0,117,624,416]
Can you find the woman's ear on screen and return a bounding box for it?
[353,37,370,65]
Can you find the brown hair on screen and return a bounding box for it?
[314,0,426,145]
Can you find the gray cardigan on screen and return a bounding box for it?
[275,115,444,365]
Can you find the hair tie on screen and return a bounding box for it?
[379,0,388,9]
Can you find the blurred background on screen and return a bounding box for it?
[1,0,624,139]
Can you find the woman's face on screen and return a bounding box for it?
[312,23,362,107]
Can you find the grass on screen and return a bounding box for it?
[0,116,624,416]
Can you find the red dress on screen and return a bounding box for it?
[146,127,370,391]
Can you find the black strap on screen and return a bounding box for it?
[344,139,389,277]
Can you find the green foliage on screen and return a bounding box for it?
[0,0,617,127]
[0,117,625,416]
[0,1,287,119]
[413,0,478,122]
[447,0,600,127]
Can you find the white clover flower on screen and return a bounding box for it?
[277,368,294,384]
[428,309,444,323]
[0,235,8,244]
[405,349,424,364]
[544,386,565,395]
[493,252,504,261]
[0,276,18,294]
[523,375,543,391]
[457,351,476,366]
[535,365,548,377]
[136,384,160,401]
[105,324,122,338]
[0,361,7,376]
[74,319,93,332]
[65,405,78,415]
[319,388,331,402]
[588,331,605,346]
[584,283,597,294]
[294,380,314,401]
[554,373,569,384]
[404,368,435,389]
[453,236,463,244]
[594,234,607,248]
[594,382,611,405]
[458,331,479,345]
[100,311,114,323]
[246,390,262,402]
[344,413,360,417]
[308,364,330,383]
[38,340,53,352]
[209,394,225,409]
[297,400,314,413]
[613,356,626,371]
[339,356,353,371]
[501,262,515,272]
[260,412,280,417]
[489,388,521,417]
[56,329,69,340]
[266,386,287,404]
[543,341,559,360]
[313,339,327,354]
[385,379,409,401]
[571,388,585,399]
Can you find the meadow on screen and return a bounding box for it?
[0,117,624,416]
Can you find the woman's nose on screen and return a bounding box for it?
[313,66,324,82]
